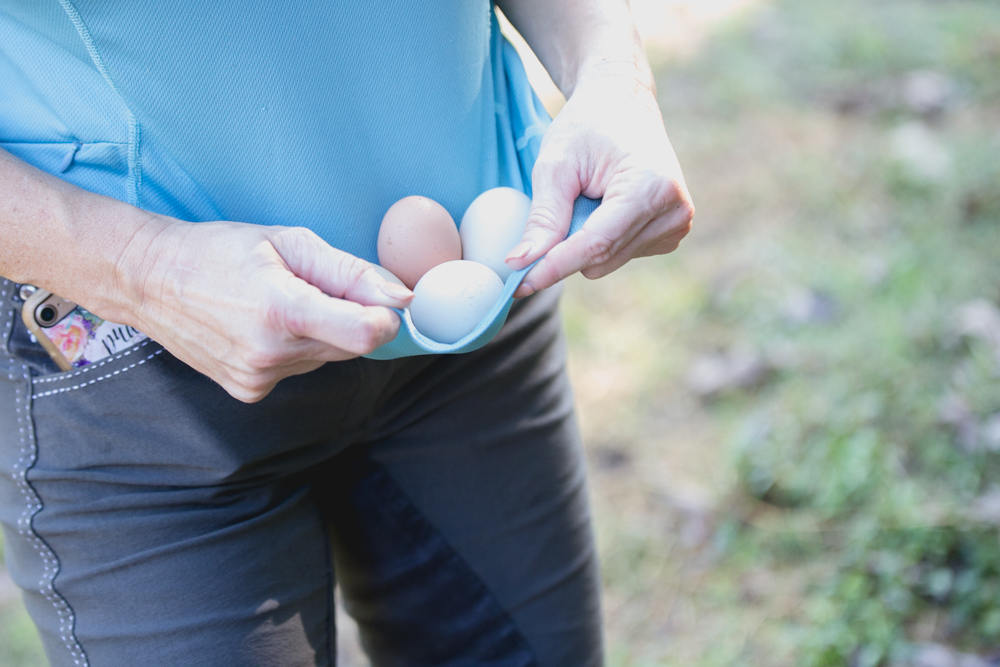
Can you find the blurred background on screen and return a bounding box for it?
[3,0,1000,665]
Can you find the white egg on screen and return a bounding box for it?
[459,187,531,282]
[410,260,504,344]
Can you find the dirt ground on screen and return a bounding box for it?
[6,2,1000,666]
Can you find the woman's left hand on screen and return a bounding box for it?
[505,73,695,296]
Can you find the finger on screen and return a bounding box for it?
[579,209,692,280]
[516,173,694,295]
[278,336,385,364]
[271,228,413,308]
[235,335,372,370]
[217,330,386,403]
[515,193,652,295]
[280,277,401,355]
[221,359,325,404]
[505,156,581,271]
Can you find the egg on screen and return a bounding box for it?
[377,195,462,289]
[459,187,531,282]
[410,260,504,344]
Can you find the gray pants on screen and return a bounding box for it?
[0,278,602,667]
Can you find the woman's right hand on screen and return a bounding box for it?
[118,217,412,403]
[1,147,409,403]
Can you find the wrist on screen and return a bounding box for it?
[497,0,653,100]
[101,208,180,329]
[0,147,180,328]
[567,61,661,121]
[559,13,653,99]
[573,58,655,94]
[67,192,180,328]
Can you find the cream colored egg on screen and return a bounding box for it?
[459,187,531,282]
[377,195,462,289]
[410,260,504,344]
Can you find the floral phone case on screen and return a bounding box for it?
[21,289,147,372]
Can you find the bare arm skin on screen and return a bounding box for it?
[0,149,412,403]
[498,0,695,294]
[0,2,688,402]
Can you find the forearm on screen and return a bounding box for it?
[0,145,410,400]
[496,0,654,98]
[0,147,167,323]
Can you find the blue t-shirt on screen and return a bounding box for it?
[0,0,544,264]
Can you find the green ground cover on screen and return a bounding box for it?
[0,532,45,666]
[566,0,1000,665]
[2,0,999,665]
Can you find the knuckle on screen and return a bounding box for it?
[641,238,679,258]
[344,258,373,290]
[676,216,694,240]
[326,250,349,277]
[238,389,268,404]
[627,170,686,215]
[246,377,271,396]
[664,201,694,245]
[225,385,255,403]
[676,196,696,225]
[282,309,310,339]
[275,225,320,248]
[225,375,270,404]
[526,204,564,234]
[262,299,290,332]
[242,343,284,372]
[584,230,616,266]
[646,175,681,211]
[345,311,386,355]
[329,251,370,290]
[266,287,319,339]
[243,372,274,396]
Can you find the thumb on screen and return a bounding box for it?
[270,227,413,308]
[505,158,581,271]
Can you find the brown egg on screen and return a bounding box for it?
[377,195,462,289]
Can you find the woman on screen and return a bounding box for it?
[0,1,693,665]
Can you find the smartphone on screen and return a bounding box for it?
[21,288,148,372]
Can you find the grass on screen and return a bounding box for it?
[0,533,46,667]
[3,0,1000,664]
[0,604,46,667]
[566,0,1000,664]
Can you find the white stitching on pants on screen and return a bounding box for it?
[2,279,13,357]
[32,348,164,399]
[34,339,156,384]
[2,281,89,665]
[11,367,89,665]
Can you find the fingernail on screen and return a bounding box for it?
[380,281,412,301]
[506,241,533,263]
